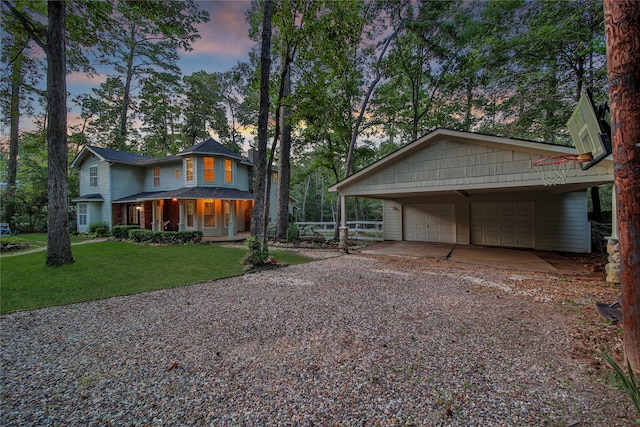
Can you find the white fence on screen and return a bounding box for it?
[295,221,383,241]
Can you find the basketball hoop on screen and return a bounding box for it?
[532,153,592,186]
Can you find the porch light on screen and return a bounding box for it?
[172,198,178,202]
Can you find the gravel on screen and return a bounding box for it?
[1,251,635,426]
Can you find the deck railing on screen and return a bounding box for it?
[294,221,383,241]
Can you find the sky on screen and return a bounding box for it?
[10,1,256,137]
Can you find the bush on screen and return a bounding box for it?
[286,222,300,242]
[128,229,203,245]
[89,222,110,237]
[112,225,140,240]
[242,236,269,269]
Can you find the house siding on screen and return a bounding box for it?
[535,191,590,252]
[340,138,612,197]
[112,164,145,199]
[143,162,182,192]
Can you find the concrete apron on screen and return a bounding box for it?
[361,241,592,276]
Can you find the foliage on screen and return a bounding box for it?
[286,221,300,242]
[242,236,270,269]
[111,225,140,240]
[601,349,640,414]
[88,222,110,237]
[128,229,203,245]
[0,241,310,314]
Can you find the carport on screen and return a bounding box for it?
[329,129,614,254]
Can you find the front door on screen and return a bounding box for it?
[185,200,196,230]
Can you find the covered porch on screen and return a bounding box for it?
[113,188,254,240]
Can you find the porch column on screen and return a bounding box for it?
[339,194,348,253]
[228,200,236,239]
[606,184,620,283]
[151,202,156,231]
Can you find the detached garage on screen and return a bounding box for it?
[329,129,613,253]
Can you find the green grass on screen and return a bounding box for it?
[0,241,310,314]
[1,233,92,253]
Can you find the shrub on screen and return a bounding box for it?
[286,222,300,242]
[601,349,640,414]
[112,225,140,240]
[242,236,269,269]
[128,229,202,245]
[88,222,110,237]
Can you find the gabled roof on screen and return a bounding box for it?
[328,128,597,193]
[178,138,243,160]
[70,146,154,168]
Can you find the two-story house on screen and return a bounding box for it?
[71,138,280,239]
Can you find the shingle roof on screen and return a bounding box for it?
[178,138,242,159]
[71,193,105,202]
[114,187,254,202]
[86,146,156,165]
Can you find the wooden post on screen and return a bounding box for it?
[604,0,640,370]
[339,195,348,253]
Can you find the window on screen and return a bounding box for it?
[153,167,160,187]
[89,166,97,187]
[78,204,87,225]
[225,159,233,183]
[272,171,279,183]
[186,157,193,182]
[204,201,216,227]
[204,157,214,182]
[175,169,181,179]
[224,201,230,227]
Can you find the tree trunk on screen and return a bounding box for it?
[46,0,73,266]
[4,54,21,226]
[118,24,137,151]
[276,65,292,241]
[250,0,273,242]
[604,0,640,371]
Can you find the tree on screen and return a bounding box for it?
[86,0,208,151]
[3,0,73,265]
[604,0,640,371]
[250,0,273,247]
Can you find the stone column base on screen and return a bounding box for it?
[606,237,621,283]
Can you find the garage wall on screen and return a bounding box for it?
[383,200,402,240]
[535,191,590,252]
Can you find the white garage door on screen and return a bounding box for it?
[470,202,534,248]
[404,204,456,243]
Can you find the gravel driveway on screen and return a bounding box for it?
[1,252,634,426]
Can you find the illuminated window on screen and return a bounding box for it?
[153,167,160,187]
[224,201,230,226]
[273,171,278,183]
[175,169,180,179]
[204,201,216,227]
[89,166,97,187]
[186,158,193,182]
[204,157,214,182]
[225,159,233,183]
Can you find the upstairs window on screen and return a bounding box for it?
[225,159,233,183]
[273,171,279,183]
[89,166,98,187]
[186,157,194,182]
[153,167,160,187]
[204,157,214,182]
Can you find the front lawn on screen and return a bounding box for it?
[0,241,310,314]
[0,233,92,253]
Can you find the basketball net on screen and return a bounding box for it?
[532,153,592,186]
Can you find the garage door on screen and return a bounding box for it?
[470,202,534,248]
[404,204,455,243]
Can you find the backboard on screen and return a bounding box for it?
[566,94,612,170]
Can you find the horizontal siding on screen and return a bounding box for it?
[535,191,589,252]
[112,165,144,199]
[143,162,182,192]
[78,157,109,197]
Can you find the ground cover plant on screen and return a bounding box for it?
[0,241,310,314]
